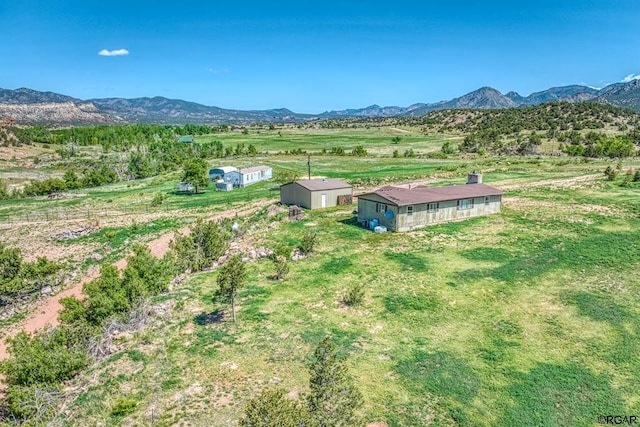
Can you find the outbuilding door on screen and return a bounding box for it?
[321,194,327,208]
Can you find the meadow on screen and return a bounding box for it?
[1,125,639,426]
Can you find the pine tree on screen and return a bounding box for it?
[214,255,246,323]
[307,336,363,427]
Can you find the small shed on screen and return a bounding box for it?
[280,178,353,210]
[178,182,195,192]
[227,165,273,188]
[209,166,238,182]
[215,181,233,191]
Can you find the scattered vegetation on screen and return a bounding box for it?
[298,230,318,255]
[2,109,640,425]
[168,219,232,272]
[240,336,362,427]
[0,244,62,307]
[213,254,247,323]
[341,283,365,307]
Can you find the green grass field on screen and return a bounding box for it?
[1,126,640,426]
[61,171,640,426]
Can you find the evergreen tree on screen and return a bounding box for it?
[169,219,231,272]
[63,169,81,190]
[307,336,363,427]
[240,389,313,427]
[214,255,246,323]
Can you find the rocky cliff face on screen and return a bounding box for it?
[0,101,118,126]
[596,79,640,110]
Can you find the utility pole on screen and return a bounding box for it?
[307,154,311,180]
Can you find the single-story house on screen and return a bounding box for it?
[227,166,273,188]
[357,173,502,232]
[178,136,194,143]
[209,166,239,181]
[280,178,353,210]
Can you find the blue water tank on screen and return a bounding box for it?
[369,218,379,230]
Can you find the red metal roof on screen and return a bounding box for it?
[358,183,503,206]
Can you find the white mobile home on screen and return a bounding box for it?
[209,166,238,182]
[227,166,273,188]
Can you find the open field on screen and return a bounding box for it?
[56,172,640,427]
[1,125,640,426]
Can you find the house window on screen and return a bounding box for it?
[407,206,413,216]
[376,203,387,213]
[457,199,473,210]
[484,196,490,205]
[427,202,438,213]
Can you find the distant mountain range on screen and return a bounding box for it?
[1,79,639,126]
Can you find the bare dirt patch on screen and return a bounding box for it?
[0,199,272,363]
[390,127,411,134]
[0,145,52,161]
[504,196,625,217]
[495,174,601,191]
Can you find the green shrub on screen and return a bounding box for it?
[298,230,317,255]
[351,145,367,157]
[272,255,289,281]
[5,384,61,421]
[604,166,617,181]
[620,169,633,187]
[0,244,61,306]
[426,151,447,159]
[168,218,232,272]
[150,193,167,207]
[403,148,416,158]
[0,328,89,386]
[111,396,138,417]
[241,389,312,427]
[342,283,365,307]
[441,141,457,155]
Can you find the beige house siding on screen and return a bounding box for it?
[308,188,353,209]
[280,183,312,208]
[358,194,502,232]
[280,183,352,209]
[357,194,400,231]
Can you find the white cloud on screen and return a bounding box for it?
[621,73,640,83]
[207,66,229,74]
[98,49,129,57]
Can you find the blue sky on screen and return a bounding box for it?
[1,0,639,113]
